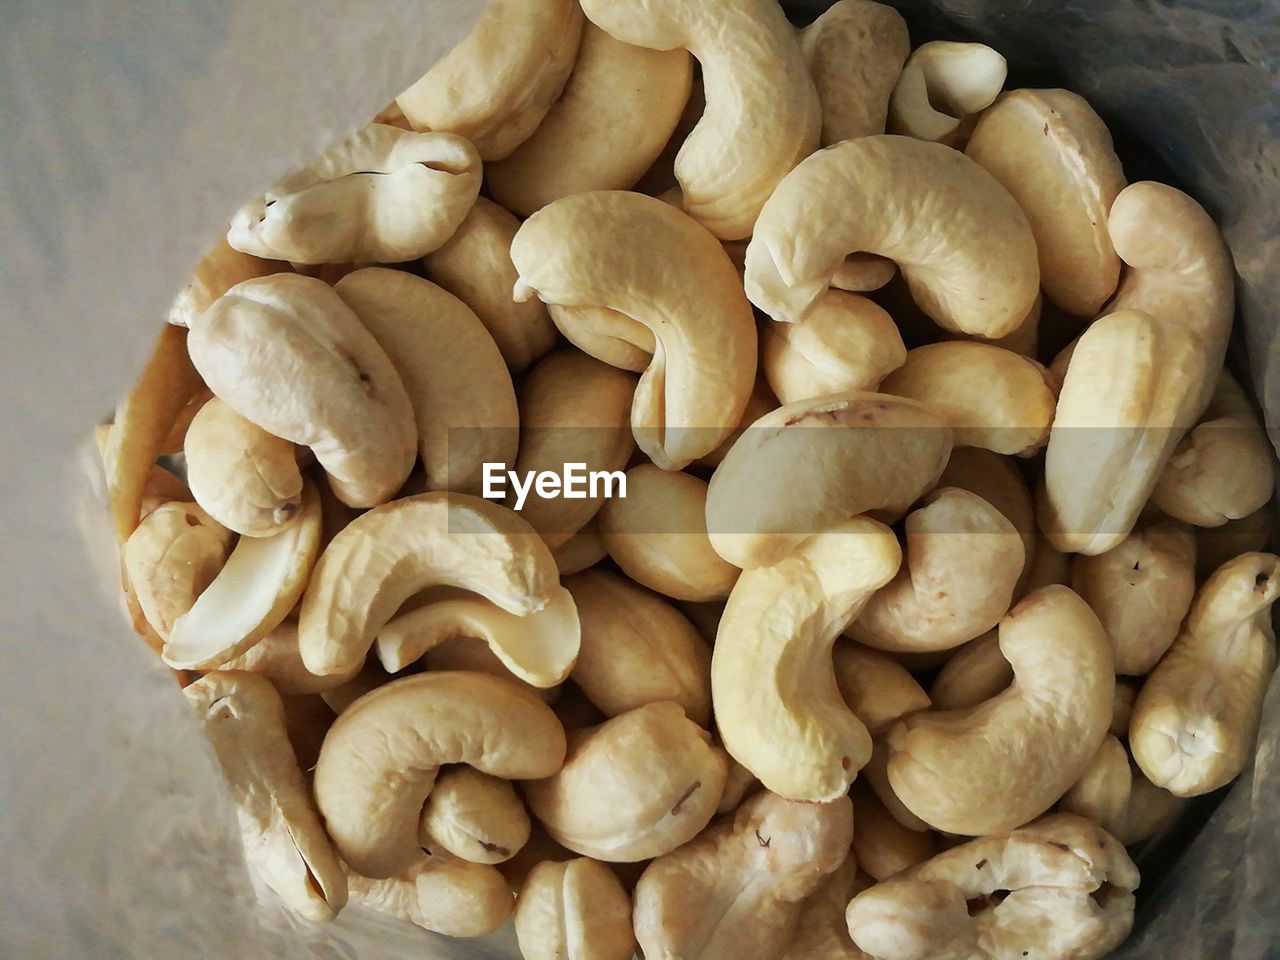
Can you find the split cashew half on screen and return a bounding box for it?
[510,191,757,469]
[745,135,1039,338]
[419,767,531,865]
[888,42,1007,147]
[515,858,636,960]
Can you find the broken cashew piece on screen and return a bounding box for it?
[226,124,481,263]
[888,41,1007,146]
[167,237,279,328]
[713,518,902,801]
[745,135,1039,338]
[833,642,931,736]
[419,767,531,865]
[185,671,347,921]
[1130,552,1280,797]
[515,858,635,960]
[887,585,1114,834]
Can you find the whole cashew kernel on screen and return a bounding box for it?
[184,671,347,920]
[524,701,728,862]
[928,632,1012,710]
[634,790,854,960]
[852,786,937,882]
[1130,552,1280,797]
[552,517,608,576]
[1196,501,1274,580]
[223,620,357,696]
[188,273,417,508]
[580,0,820,240]
[227,124,481,263]
[833,642,931,736]
[419,767,531,865]
[745,135,1039,338]
[167,238,280,328]
[886,585,1114,834]
[713,518,902,801]
[514,858,635,960]
[510,192,757,469]
[783,855,874,960]
[888,42,1007,147]
[935,447,1037,591]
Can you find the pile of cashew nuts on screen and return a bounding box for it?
[95,1,1278,958]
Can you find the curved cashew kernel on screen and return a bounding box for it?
[936,447,1036,589]
[846,814,1139,960]
[832,254,898,294]
[298,492,568,680]
[566,570,711,726]
[510,350,637,548]
[888,42,1007,146]
[489,24,693,216]
[833,643,931,736]
[696,379,779,470]
[880,342,1056,456]
[761,291,907,405]
[634,791,854,960]
[184,671,347,920]
[515,858,635,960]
[183,397,302,537]
[419,767,531,865]
[928,632,1011,711]
[800,0,910,144]
[552,517,608,576]
[1071,521,1197,676]
[1151,371,1275,527]
[1130,552,1280,797]
[421,197,557,372]
[511,192,756,469]
[887,585,1114,834]
[524,701,728,862]
[1039,308,1208,555]
[188,274,416,508]
[395,0,583,161]
[714,518,902,801]
[706,393,952,570]
[123,501,233,640]
[549,304,655,373]
[167,238,280,328]
[853,786,937,882]
[334,268,518,496]
[581,0,819,240]
[1118,772,1188,846]
[783,855,874,960]
[597,465,739,602]
[347,845,513,938]
[1196,501,1273,580]
[315,671,565,878]
[162,482,321,670]
[223,621,357,696]
[848,488,1026,653]
[966,89,1126,317]
[745,136,1038,337]
[227,124,481,263]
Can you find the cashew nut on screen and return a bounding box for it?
[799,0,910,144]
[314,670,565,878]
[634,790,854,960]
[1130,551,1280,797]
[863,738,929,832]
[850,789,934,885]
[414,636,555,703]
[1059,735,1186,846]
[833,643,931,736]
[696,379,779,470]
[333,268,518,496]
[524,701,728,862]
[966,89,1127,317]
[488,23,693,215]
[552,516,608,576]
[514,858,635,960]
[419,767,531,865]
[832,254,898,294]
[395,0,583,161]
[928,632,1011,711]
[705,392,952,569]
[886,585,1115,834]
[935,447,1036,591]
[184,671,347,920]
[227,124,481,263]
[510,191,757,469]
[745,135,1039,338]
[223,620,356,696]
[1196,501,1273,580]
[188,273,417,508]
[1071,520,1197,676]
[549,305,655,374]
[888,41,1007,146]
[783,854,874,960]
[167,237,279,328]
[597,464,739,602]
[713,518,902,801]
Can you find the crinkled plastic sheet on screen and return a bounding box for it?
[1,0,1277,958]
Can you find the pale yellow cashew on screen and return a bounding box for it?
[862,738,928,833]
[927,632,1011,710]
[799,0,910,144]
[966,89,1127,317]
[1196,501,1274,580]
[298,492,575,684]
[886,586,1114,834]
[395,0,583,161]
[227,124,481,263]
[524,701,728,862]
[935,447,1037,593]
[1059,735,1187,846]
[314,671,565,878]
[222,621,357,695]
[1130,552,1280,797]
[510,191,757,469]
[167,238,279,328]
[188,274,417,508]
[782,855,874,960]
[419,767,531,865]
[713,518,902,802]
[705,392,952,570]
[489,23,693,215]
[416,636,557,703]
[580,0,820,240]
[832,254,898,293]
[888,42,1007,146]
[852,786,937,882]
[515,858,636,960]
[333,268,518,496]
[549,303,656,373]
[185,671,347,921]
[745,136,1039,337]
[696,379,780,471]
[832,642,931,736]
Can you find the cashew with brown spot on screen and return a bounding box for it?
[419,767,531,865]
[833,643,931,736]
[888,42,1007,147]
[514,858,635,960]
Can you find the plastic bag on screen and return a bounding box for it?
[0,0,1275,957]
